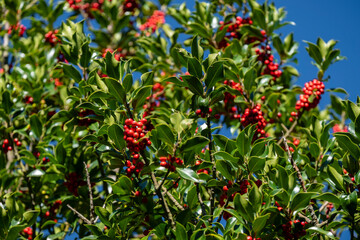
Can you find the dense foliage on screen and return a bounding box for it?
[0,0,359,239]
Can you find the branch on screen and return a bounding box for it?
[140,151,176,230]
[157,168,170,192]
[207,117,216,222]
[83,162,94,223]
[278,119,298,145]
[67,204,92,225]
[162,185,185,211]
[283,134,318,225]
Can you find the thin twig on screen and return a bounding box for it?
[67,204,92,224]
[83,162,94,223]
[278,119,298,145]
[162,186,185,211]
[140,151,176,230]
[297,212,311,223]
[207,117,216,223]
[157,169,170,192]
[319,201,329,213]
[283,134,318,225]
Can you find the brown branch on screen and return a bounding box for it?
[283,134,318,225]
[278,119,298,145]
[297,212,311,224]
[83,162,94,223]
[140,151,176,230]
[67,204,92,224]
[319,201,329,213]
[162,186,185,211]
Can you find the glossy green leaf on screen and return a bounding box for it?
[80,42,91,68]
[253,213,270,235]
[176,222,188,240]
[191,35,204,61]
[187,57,203,79]
[95,207,111,226]
[314,193,340,205]
[105,51,120,79]
[107,124,126,150]
[104,77,127,104]
[205,61,224,91]
[62,63,82,82]
[181,75,204,96]
[180,136,209,152]
[156,124,175,146]
[141,71,154,86]
[30,114,42,138]
[290,192,316,212]
[248,156,265,173]
[216,160,233,181]
[334,133,360,159]
[132,86,152,110]
[176,168,204,183]
[307,227,335,239]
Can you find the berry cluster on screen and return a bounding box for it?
[66,0,104,17]
[2,139,12,153]
[25,96,34,104]
[45,30,60,46]
[123,0,138,12]
[219,16,253,40]
[295,79,325,113]
[333,123,348,133]
[240,104,267,138]
[139,10,165,34]
[287,138,300,152]
[125,157,144,177]
[247,236,261,240]
[220,181,233,206]
[51,78,63,87]
[218,17,266,48]
[42,157,50,164]
[255,45,282,81]
[159,155,183,172]
[222,207,233,221]
[275,201,283,212]
[195,160,209,174]
[63,172,86,196]
[78,109,97,127]
[143,82,164,118]
[195,107,213,118]
[219,180,250,207]
[326,202,334,219]
[281,219,307,240]
[8,23,26,37]
[343,169,355,183]
[102,48,125,61]
[124,118,151,176]
[22,227,33,240]
[45,200,62,222]
[223,80,243,119]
